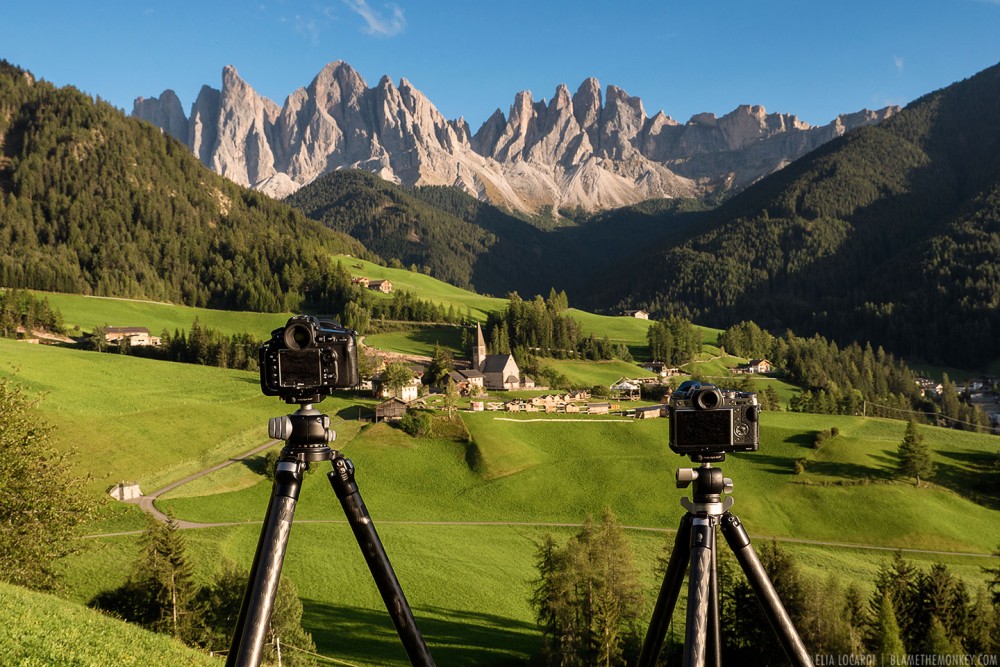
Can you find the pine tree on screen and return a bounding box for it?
[868,593,907,664]
[138,517,200,641]
[530,510,642,666]
[898,419,933,486]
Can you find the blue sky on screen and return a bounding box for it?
[2,0,999,130]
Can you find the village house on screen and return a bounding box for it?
[351,276,370,288]
[447,368,485,395]
[748,359,773,374]
[621,309,649,320]
[373,372,422,402]
[639,361,678,378]
[105,326,161,347]
[368,279,393,293]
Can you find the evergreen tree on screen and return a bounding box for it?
[898,420,933,486]
[530,510,642,666]
[0,377,96,590]
[868,593,907,664]
[137,517,201,641]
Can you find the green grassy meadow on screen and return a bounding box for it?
[5,330,1000,664]
[0,580,216,666]
[35,290,290,338]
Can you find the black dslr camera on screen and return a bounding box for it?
[668,381,759,461]
[259,315,359,404]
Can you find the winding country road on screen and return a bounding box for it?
[92,441,998,560]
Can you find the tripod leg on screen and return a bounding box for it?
[719,512,811,667]
[328,455,436,667]
[226,459,304,667]
[706,540,720,667]
[682,517,715,667]
[637,514,692,667]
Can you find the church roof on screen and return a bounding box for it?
[482,353,516,374]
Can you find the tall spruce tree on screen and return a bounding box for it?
[898,420,933,486]
[868,593,907,663]
[530,510,642,667]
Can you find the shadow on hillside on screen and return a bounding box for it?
[745,453,798,475]
[933,449,1000,510]
[301,600,537,665]
[804,459,895,482]
[785,432,817,450]
[335,404,374,421]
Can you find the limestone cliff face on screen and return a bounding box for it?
[133,62,897,212]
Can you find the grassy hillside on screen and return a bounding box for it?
[0,338,275,495]
[0,580,216,666]
[36,290,289,338]
[7,342,998,665]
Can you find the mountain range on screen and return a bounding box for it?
[133,61,896,213]
[3,55,999,369]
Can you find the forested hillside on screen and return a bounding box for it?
[287,169,706,299]
[0,60,371,312]
[596,61,1000,368]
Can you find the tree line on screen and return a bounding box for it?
[89,517,316,665]
[531,511,1000,666]
[484,291,633,363]
[0,288,64,338]
[718,320,990,431]
[0,60,370,314]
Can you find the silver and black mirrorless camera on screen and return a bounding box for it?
[259,315,358,404]
[668,381,759,460]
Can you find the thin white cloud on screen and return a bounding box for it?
[893,55,905,73]
[343,0,406,37]
[294,14,322,45]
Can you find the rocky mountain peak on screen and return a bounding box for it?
[133,60,900,212]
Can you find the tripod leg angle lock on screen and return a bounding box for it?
[226,405,435,667]
[637,464,811,667]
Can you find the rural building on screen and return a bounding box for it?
[748,359,773,374]
[448,368,485,394]
[375,398,410,422]
[622,309,649,320]
[351,276,370,288]
[105,327,161,347]
[586,403,612,415]
[108,482,142,501]
[635,405,665,419]
[639,362,678,378]
[373,373,421,402]
[471,323,533,390]
[368,279,393,293]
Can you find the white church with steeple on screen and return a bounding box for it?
[472,322,528,391]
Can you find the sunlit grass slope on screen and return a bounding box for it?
[34,289,289,338]
[0,581,216,666]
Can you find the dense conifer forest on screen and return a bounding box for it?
[600,62,1000,368]
[0,60,370,313]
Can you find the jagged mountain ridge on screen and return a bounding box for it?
[133,61,896,213]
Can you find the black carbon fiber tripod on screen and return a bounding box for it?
[225,404,435,667]
[637,462,811,667]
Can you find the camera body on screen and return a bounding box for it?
[668,381,759,459]
[259,315,358,404]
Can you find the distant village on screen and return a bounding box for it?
[26,306,1000,434]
